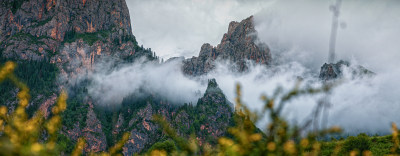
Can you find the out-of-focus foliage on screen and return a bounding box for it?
[320,133,396,155]
[0,61,130,156]
[0,59,59,117]
[0,61,68,155]
[342,133,372,154]
[147,140,177,154]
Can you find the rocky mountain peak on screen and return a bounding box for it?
[207,78,218,88]
[228,21,240,31]
[319,60,349,80]
[201,78,231,108]
[198,43,215,58]
[205,78,222,94]
[319,60,375,81]
[221,15,256,45]
[183,15,272,76]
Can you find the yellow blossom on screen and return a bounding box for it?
[300,139,309,148]
[150,150,167,156]
[219,138,234,146]
[249,133,262,142]
[284,140,296,155]
[31,143,43,153]
[0,106,7,117]
[267,142,276,151]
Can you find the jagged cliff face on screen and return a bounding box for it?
[183,16,272,76]
[0,0,151,70]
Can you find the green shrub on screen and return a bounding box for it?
[147,140,177,154]
[342,133,372,153]
[63,30,112,46]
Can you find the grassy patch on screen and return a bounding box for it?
[321,134,395,155]
[1,0,29,14]
[63,30,112,46]
[10,32,49,45]
[29,18,53,28]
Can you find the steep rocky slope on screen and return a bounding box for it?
[182,16,272,76]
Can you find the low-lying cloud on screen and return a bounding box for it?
[87,59,205,106]
[83,57,399,134]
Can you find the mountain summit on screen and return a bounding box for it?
[319,60,375,81]
[183,16,272,76]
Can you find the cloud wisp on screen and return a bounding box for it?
[87,59,205,106]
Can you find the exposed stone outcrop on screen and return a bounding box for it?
[183,16,271,76]
[123,129,150,155]
[63,104,107,153]
[319,60,375,81]
[38,93,57,118]
[112,114,124,135]
[83,108,107,153]
[122,102,162,155]
[319,60,349,81]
